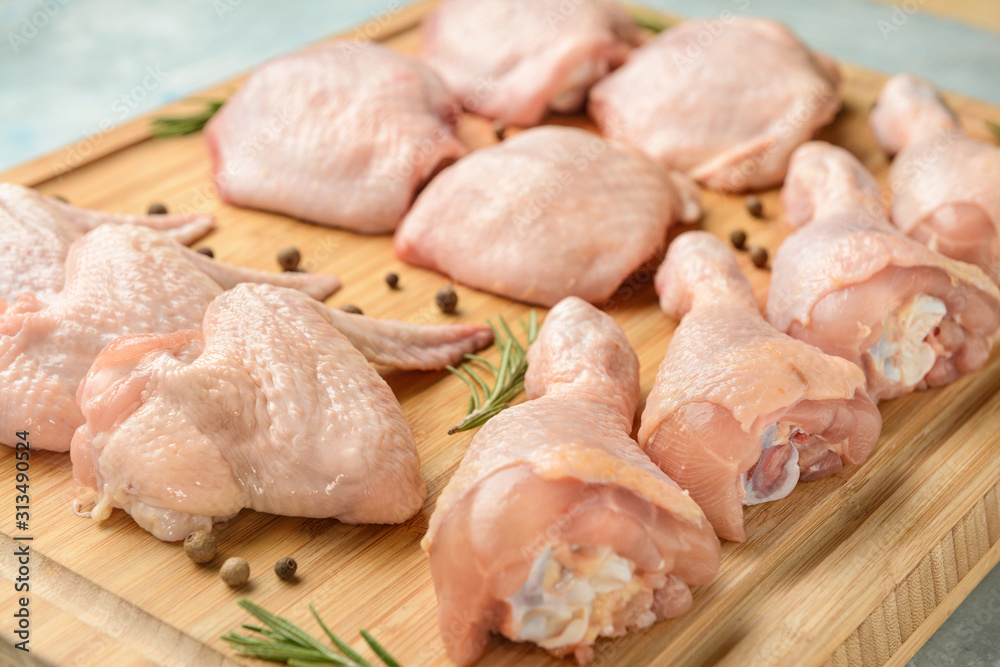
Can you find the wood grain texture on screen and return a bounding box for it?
[2,4,1000,666]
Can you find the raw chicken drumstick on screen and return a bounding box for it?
[205,42,466,233]
[423,297,720,665]
[768,142,1000,403]
[589,17,840,192]
[0,183,214,304]
[638,232,881,542]
[0,224,341,452]
[420,0,641,126]
[394,126,700,307]
[71,283,493,541]
[870,74,1000,282]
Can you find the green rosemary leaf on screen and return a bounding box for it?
[309,604,371,667]
[224,600,399,667]
[448,312,540,434]
[630,11,670,34]
[359,630,402,667]
[150,98,225,138]
[988,121,1000,144]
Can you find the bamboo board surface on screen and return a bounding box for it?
[3,3,1000,666]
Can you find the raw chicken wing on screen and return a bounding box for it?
[71,284,492,540]
[394,126,700,307]
[589,17,840,191]
[870,74,1000,281]
[205,43,466,233]
[0,224,340,452]
[421,0,641,126]
[424,297,720,665]
[767,142,1000,403]
[0,183,213,304]
[637,232,881,542]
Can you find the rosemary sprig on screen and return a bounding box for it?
[988,121,1000,144]
[447,311,539,434]
[630,10,671,34]
[222,599,400,667]
[150,97,226,138]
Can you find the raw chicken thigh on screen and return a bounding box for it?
[768,142,1000,403]
[589,17,841,191]
[0,224,340,452]
[205,42,466,233]
[870,74,1000,282]
[420,0,641,126]
[637,232,881,542]
[424,297,720,665]
[72,284,493,541]
[0,183,213,304]
[394,126,700,307]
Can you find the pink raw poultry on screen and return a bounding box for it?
[0,183,213,304]
[71,284,493,541]
[589,17,840,192]
[205,42,466,233]
[638,232,881,542]
[870,74,1000,282]
[420,0,641,126]
[424,297,719,665]
[767,142,1000,403]
[394,126,700,307]
[0,224,341,453]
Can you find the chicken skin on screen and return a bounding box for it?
[1,224,340,452]
[638,232,881,542]
[424,297,720,665]
[871,73,1000,282]
[768,142,1000,403]
[421,0,641,126]
[71,283,493,541]
[394,126,700,307]
[205,42,466,233]
[589,17,840,191]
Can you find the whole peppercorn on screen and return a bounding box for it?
[196,247,215,258]
[745,195,764,219]
[436,285,458,314]
[750,245,769,269]
[183,529,217,564]
[274,557,298,580]
[340,304,363,315]
[730,229,747,250]
[220,557,250,588]
[147,202,169,215]
[277,246,301,272]
[385,272,400,289]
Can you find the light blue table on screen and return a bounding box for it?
[1,1,998,664]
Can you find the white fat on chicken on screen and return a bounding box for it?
[741,422,801,506]
[869,293,947,386]
[506,544,654,650]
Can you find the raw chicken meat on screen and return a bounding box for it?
[1,224,341,452]
[424,297,720,665]
[0,183,214,304]
[637,232,881,542]
[870,74,1000,282]
[589,17,841,192]
[204,42,466,233]
[768,142,1000,403]
[394,126,700,307]
[420,0,641,126]
[71,283,493,540]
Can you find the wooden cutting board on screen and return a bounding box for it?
[2,3,1000,666]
